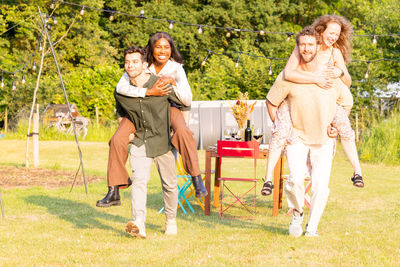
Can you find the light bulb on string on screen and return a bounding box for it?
[198,25,203,34]
[364,63,370,79]
[268,62,273,75]
[372,35,377,44]
[139,10,145,18]
[80,6,85,16]
[235,55,240,68]
[168,21,174,30]
[226,31,231,38]
[52,16,57,24]
[259,30,265,36]
[109,12,115,21]
[32,61,36,71]
[22,72,26,84]
[45,15,49,23]
[12,78,16,90]
[286,33,293,42]
[201,51,211,66]
[39,42,42,51]
[47,23,51,30]
[1,72,4,88]
[50,0,55,9]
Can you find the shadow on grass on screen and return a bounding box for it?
[121,188,287,235]
[24,195,131,236]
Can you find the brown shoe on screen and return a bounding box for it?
[126,221,146,239]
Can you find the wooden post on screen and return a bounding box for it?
[4,107,7,133]
[33,104,39,167]
[95,106,99,127]
[355,113,359,142]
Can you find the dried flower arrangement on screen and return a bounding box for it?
[230,92,256,129]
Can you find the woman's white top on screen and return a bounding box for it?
[116,60,192,107]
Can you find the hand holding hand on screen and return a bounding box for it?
[327,124,338,138]
[146,79,171,96]
[326,66,343,79]
[315,76,333,89]
[158,76,176,86]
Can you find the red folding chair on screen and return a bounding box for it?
[217,140,259,219]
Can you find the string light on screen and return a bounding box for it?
[109,12,115,21]
[235,55,240,68]
[198,25,203,34]
[39,42,42,51]
[50,0,56,9]
[52,1,400,40]
[80,6,85,16]
[168,20,174,30]
[226,30,231,38]
[268,62,273,75]
[22,72,26,84]
[1,71,4,88]
[52,16,58,24]
[372,35,377,44]
[47,23,51,30]
[32,60,36,71]
[286,33,294,41]
[365,62,370,79]
[201,50,211,66]
[12,76,16,90]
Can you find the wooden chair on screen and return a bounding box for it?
[217,140,259,219]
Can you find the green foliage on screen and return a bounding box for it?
[359,110,400,165]
[0,0,399,128]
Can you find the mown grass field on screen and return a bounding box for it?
[0,139,399,265]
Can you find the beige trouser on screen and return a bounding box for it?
[129,145,178,224]
[285,138,335,233]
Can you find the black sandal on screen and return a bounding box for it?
[261,181,273,196]
[351,173,364,188]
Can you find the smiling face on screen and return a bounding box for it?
[298,35,318,63]
[124,52,146,79]
[321,22,341,48]
[152,38,171,65]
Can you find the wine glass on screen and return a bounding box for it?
[253,128,263,142]
[224,128,231,140]
[235,129,242,141]
[231,127,238,139]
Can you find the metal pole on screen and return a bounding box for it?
[38,7,88,194]
[261,104,265,144]
[0,189,4,218]
[198,103,203,150]
[220,103,224,140]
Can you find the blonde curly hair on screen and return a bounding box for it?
[311,15,353,64]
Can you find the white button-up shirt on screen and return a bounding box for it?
[116,60,192,107]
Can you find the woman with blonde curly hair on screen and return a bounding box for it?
[261,15,364,198]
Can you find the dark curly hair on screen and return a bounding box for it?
[144,32,183,66]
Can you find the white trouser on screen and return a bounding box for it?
[285,139,335,233]
[129,145,178,225]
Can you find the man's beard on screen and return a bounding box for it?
[301,52,317,63]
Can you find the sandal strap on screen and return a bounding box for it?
[351,174,364,186]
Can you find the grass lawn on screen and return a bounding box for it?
[0,139,399,265]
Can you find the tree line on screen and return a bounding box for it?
[0,0,399,127]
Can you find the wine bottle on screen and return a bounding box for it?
[244,120,252,141]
